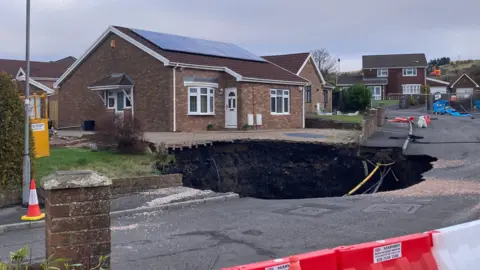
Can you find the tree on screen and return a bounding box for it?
[340,84,371,112]
[0,72,35,189]
[312,49,339,76]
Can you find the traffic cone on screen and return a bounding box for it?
[21,179,45,221]
[289,256,302,270]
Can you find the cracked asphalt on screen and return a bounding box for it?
[1,107,479,269]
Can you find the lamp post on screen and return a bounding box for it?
[22,0,31,206]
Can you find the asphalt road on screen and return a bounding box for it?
[1,107,480,269]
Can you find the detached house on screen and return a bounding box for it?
[337,53,427,100]
[263,53,332,113]
[54,26,309,132]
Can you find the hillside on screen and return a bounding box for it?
[437,60,480,83]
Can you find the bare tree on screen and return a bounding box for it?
[312,49,339,76]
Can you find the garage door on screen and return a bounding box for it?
[430,86,447,94]
[456,88,473,95]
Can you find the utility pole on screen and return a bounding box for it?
[22,0,31,206]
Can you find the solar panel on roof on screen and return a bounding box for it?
[130,28,265,62]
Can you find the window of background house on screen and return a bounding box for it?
[188,87,215,115]
[124,89,132,108]
[323,90,328,103]
[402,84,421,94]
[403,68,417,76]
[106,91,115,109]
[270,89,290,114]
[377,69,388,77]
[305,85,312,103]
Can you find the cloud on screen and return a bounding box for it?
[1,0,480,71]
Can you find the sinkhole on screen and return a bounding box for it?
[168,140,436,199]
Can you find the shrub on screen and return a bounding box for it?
[0,72,35,189]
[91,114,146,154]
[340,84,372,112]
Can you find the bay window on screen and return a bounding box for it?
[270,89,290,115]
[402,84,421,94]
[188,87,215,115]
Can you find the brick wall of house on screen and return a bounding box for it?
[387,68,426,94]
[174,68,238,132]
[57,33,173,131]
[238,83,302,129]
[298,59,325,113]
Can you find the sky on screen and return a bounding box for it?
[1,0,480,72]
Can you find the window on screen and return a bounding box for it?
[377,69,388,77]
[270,89,290,114]
[323,90,328,104]
[402,84,421,94]
[188,87,215,115]
[403,68,417,76]
[124,89,132,108]
[106,91,115,109]
[305,85,312,103]
[367,86,382,100]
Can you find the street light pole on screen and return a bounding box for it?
[22,0,31,206]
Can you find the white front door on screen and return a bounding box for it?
[225,88,237,128]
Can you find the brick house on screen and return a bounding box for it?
[337,53,427,100]
[262,53,332,113]
[53,26,309,132]
[0,57,75,126]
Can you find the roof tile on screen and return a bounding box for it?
[362,53,427,69]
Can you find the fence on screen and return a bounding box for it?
[387,91,480,113]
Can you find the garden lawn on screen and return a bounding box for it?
[372,99,399,108]
[36,148,156,182]
[314,114,364,123]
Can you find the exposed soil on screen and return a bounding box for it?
[169,140,436,199]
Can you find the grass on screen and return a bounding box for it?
[371,99,399,108]
[36,148,157,181]
[313,114,364,123]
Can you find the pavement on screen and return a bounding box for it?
[0,187,236,227]
[1,108,480,269]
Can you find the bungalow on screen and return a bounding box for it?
[0,57,76,126]
[450,73,479,96]
[262,53,332,113]
[54,26,309,132]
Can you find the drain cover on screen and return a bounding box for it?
[284,133,326,139]
[274,204,343,217]
[363,204,422,214]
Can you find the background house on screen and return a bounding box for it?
[337,53,427,100]
[54,26,309,132]
[263,52,332,113]
[0,57,76,127]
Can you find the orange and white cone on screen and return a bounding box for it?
[21,179,45,221]
[289,256,302,270]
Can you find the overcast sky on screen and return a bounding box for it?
[1,0,480,71]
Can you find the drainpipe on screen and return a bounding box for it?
[173,64,179,132]
[131,86,135,121]
[302,85,306,128]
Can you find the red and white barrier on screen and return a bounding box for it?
[222,249,337,270]
[431,219,480,270]
[224,220,479,270]
[335,233,437,269]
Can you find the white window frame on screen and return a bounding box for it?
[368,86,382,100]
[105,91,116,109]
[377,69,388,77]
[187,87,215,115]
[123,89,132,108]
[402,84,421,94]
[270,89,290,115]
[403,68,417,77]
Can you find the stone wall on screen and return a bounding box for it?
[111,174,182,196]
[360,108,386,144]
[0,189,22,208]
[305,117,362,130]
